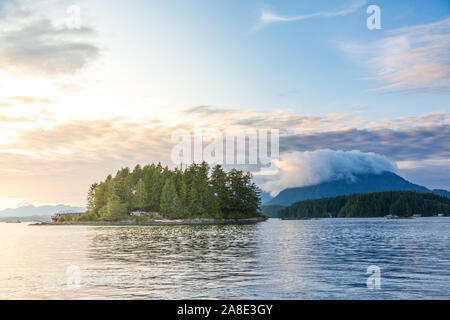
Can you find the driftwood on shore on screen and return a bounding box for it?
[30,217,266,226]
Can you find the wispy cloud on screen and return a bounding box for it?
[254,0,368,31]
[182,105,234,116]
[339,17,450,93]
[7,96,55,104]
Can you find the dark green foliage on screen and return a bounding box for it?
[187,186,201,217]
[88,162,261,220]
[133,178,148,211]
[225,169,261,218]
[211,165,229,211]
[278,191,450,219]
[87,182,98,211]
[100,195,129,221]
[160,178,178,218]
[57,215,73,223]
[77,210,99,222]
[93,179,109,214]
[261,205,284,218]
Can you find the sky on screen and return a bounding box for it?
[0,0,449,209]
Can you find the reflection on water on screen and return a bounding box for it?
[87,225,263,299]
[0,218,449,299]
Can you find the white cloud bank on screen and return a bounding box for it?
[259,150,397,196]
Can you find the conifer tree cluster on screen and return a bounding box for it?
[83,162,261,221]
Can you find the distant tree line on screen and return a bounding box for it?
[261,205,284,218]
[278,191,450,219]
[79,162,261,221]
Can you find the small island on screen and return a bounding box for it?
[277,190,450,219]
[47,162,265,225]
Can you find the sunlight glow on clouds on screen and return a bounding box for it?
[1,106,449,207]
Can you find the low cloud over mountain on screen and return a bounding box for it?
[257,149,397,197]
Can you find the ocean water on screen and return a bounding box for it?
[0,218,449,299]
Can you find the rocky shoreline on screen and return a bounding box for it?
[30,216,267,226]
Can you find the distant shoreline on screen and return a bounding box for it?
[279,216,447,220]
[30,217,267,226]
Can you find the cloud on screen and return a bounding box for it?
[181,106,366,134]
[7,96,55,104]
[340,17,450,93]
[0,115,39,123]
[282,126,450,163]
[254,0,368,30]
[258,150,396,196]
[1,106,449,206]
[0,0,99,76]
[182,105,234,116]
[3,107,447,165]
[0,118,177,207]
[397,159,450,190]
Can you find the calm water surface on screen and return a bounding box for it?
[0,218,449,299]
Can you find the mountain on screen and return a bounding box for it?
[259,191,273,204]
[266,171,448,206]
[0,204,86,218]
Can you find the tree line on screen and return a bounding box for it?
[79,162,261,221]
[261,205,284,218]
[278,191,450,219]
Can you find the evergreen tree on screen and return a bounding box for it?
[211,165,230,216]
[93,181,109,215]
[133,178,148,211]
[87,182,98,211]
[131,164,143,185]
[149,169,163,211]
[170,194,183,219]
[102,195,129,221]
[187,186,201,217]
[112,168,133,210]
[226,169,261,218]
[179,180,188,208]
[160,178,177,217]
